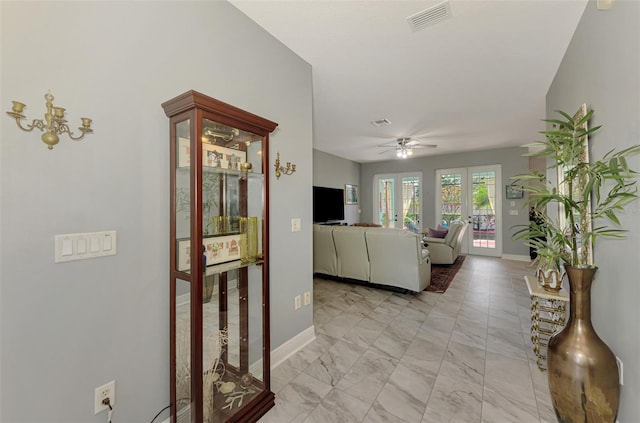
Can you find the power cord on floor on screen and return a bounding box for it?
[150,398,190,423]
[149,404,170,423]
[102,398,113,423]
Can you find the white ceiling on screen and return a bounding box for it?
[230,0,588,163]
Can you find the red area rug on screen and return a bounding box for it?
[425,255,466,293]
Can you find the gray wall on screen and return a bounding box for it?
[360,147,531,256]
[313,149,361,225]
[0,2,313,422]
[547,0,640,420]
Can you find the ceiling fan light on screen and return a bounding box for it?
[407,148,413,156]
[396,149,402,157]
[401,151,408,159]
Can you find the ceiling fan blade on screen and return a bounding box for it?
[376,141,399,148]
[378,148,396,154]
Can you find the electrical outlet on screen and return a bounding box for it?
[294,295,301,310]
[94,380,115,414]
[616,356,624,386]
[304,291,311,306]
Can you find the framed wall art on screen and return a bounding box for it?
[505,185,524,199]
[345,184,359,205]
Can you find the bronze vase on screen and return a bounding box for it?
[547,265,620,422]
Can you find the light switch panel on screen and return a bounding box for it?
[55,231,117,263]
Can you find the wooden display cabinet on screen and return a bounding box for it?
[162,91,277,423]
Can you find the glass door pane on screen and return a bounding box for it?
[401,176,421,233]
[437,170,464,228]
[435,166,501,257]
[470,170,496,249]
[374,173,422,231]
[175,278,191,420]
[377,177,395,228]
[175,119,191,272]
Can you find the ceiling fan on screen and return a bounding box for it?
[378,137,437,159]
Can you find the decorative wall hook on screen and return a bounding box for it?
[6,91,93,150]
[274,152,296,179]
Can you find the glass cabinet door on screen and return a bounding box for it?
[199,120,266,422]
[164,91,277,423]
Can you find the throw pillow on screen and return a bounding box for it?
[427,227,448,238]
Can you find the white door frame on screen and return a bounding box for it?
[435,166,502,257]
[373,172,423,232]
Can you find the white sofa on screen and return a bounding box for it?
[313,224,431,292]
[422,221,468,265]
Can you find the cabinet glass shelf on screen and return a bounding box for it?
[177,166,265,178]
[176,259,265,277]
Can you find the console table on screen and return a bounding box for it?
[524,275,569,371]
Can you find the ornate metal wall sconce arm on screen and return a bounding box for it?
[274,152,296,179]
[6,91,93,150]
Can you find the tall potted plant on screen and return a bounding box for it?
[512,107,640,423]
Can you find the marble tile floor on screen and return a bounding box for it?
[259,255,557,423]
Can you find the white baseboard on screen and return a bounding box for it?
[161,325,316,423]
[501,254,531,262]
[270,325,316,369]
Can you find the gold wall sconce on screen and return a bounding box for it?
[6,91,93,150]
[274,152,296,179]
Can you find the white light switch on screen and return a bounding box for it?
[104,234,112,251]
[77,239,87,254]
[291,218,301,232]
[62,239,73,256]
[90,237,100,252]
[55,231,117,263]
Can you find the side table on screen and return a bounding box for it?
[524,275,569,371]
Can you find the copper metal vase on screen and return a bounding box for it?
[547,265,620,422]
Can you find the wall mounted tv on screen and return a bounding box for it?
[313,186,345,223]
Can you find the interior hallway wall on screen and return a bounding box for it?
[546,0,640,420]
[0,2,313,421]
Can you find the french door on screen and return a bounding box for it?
[373,172,422,233]
[435,165,502,256]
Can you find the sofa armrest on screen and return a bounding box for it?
[423,237,446,246]
[420,248,430,263]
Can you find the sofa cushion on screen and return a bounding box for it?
[332,226,370,280]
[313,224,338,275]
[444,222,463,246]
[365,227,431,292]
[427,227,448,238]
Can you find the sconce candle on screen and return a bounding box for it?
[274,152,296,179]
[6,91,93,150]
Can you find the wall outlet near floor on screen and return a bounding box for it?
[304,291,311,306]
[616,356,623,385]
[294,295,301,310]
[94,380,115,414]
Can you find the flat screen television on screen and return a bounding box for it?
[313,186,345,223]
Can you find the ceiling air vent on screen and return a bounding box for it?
[371,118,391,127]
[407,0,452,32]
